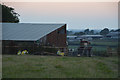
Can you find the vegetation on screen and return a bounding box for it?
[74,32,85,36]
[68,39,118,56]
[68,28,120,36]
[100,28,109,36]
[1,4,20,23]
[73,29,95,36]
[2,55,118,78]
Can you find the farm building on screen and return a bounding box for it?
[79,35,103,40]
[1,23,67,55]
[106,32,120,39]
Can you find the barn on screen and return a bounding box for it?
[1,23,67,55]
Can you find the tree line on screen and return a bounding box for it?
[67,28,120,36]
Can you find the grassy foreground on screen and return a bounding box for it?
[2,55,118,78]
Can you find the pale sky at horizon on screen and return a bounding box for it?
[1,0,120,2]
[1,2,118,30]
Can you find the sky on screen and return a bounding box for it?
[1,1,119,30]
[1,0,120,2]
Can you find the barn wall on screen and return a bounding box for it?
[46,24,67,48]
[2,40,35,54]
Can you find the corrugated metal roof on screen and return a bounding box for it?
[1,23,65,41]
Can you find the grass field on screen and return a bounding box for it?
[0,55,2,79]
[2,55,118,78]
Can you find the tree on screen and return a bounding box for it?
[84,29,89,35]
[110,29,115,32]
[74,32,85,35]
[1,4,20,23]
[79,32,85,35]
[74,32,79,35]
[100,28,109,35]
[115,29,120,32]
[89,30,94,35]
[67,30,73,35]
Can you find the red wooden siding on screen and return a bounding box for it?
[46,24,67,48]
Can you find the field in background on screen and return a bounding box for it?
[3,55,118,78]
[68,39,118,55]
